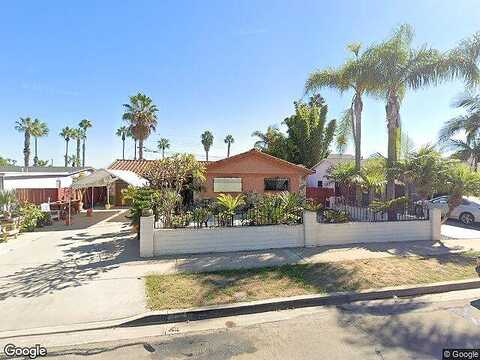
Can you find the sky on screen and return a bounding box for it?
[0,0,478,168]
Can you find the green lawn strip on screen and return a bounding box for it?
[145,252,480,311]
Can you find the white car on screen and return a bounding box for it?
[429,196,480,225]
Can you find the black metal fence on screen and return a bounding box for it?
[328,198,430,223]
[155,206,304,229]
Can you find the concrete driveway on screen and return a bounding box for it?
[0,210,146,332]
[442,220,480,240]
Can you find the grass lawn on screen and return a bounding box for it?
[145,252,480,311]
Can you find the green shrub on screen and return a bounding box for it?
[321,209,350,223]
[18,203,43,232]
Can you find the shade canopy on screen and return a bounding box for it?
[71,169,148,189]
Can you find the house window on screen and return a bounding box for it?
[264,178,289,191]
[213,178,242,192]
[317,180,323,188]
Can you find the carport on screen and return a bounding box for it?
[69,169,148,223]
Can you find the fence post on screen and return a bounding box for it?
[140,215,155,257]
[430,207,441,241]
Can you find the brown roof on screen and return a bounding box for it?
[108,149,313,176]
[108,159,210,175]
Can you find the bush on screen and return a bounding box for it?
[320,209,350,223]
[18,203,44,232]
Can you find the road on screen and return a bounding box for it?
[22,289,480,360]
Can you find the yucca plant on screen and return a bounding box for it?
[216,194,245,226]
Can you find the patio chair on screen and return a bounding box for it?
[40,203,61,221]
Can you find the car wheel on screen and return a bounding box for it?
[460,212,475,225]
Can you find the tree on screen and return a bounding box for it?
[116,126,128,160]
[224,135,234,158]
[157,138,170,159]
[59,127,74,167]
[447,138,480,171]
[79,119,92,166]
[70,128,84,167]
[36,159,50,167]
[122,92,159,160]
[283,95,336,167]
[305,43,377,171]
[252,126,287,159]
[363,24,480,201]
[201,131,214,161]
[0,156,16,166]
[127,126,137,160]
[30,119,49,166]
[253,96,336,167]
[142,153,206,194]
[14,117,35,167]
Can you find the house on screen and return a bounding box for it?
[0,166,93,204]
[307,154,355,189]
[108,149,313,204]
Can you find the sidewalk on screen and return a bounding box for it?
[132,235,480,275]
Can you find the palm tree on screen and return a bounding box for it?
[224,135,234,158]
[14,117,35,167]
[59,127,74,167]
[78,119,92,166]
[364,24,480,200]
[252,126,282,150]
[70,128,85,167]
[439,93,480,144]
[201,131,214,161]
[305,43,376,171]
[157,138,170,159]
[127,126,137,159]
[31,119,49,166]
[447,138,480,171]
[122,92,159,160]
[116,126,128,160]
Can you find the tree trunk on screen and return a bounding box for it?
[227,143,231,158]
[162,148,165,159]
[122,138,125,160]
[138,139,144,160]
[23,131,30,168]
[386,93,400,201]
[64,140,69,167]
[134,139,137,160]
[353,94,363,172]
[206,151,209,162]
[82,138,86,167]
[76,138,81,167]
[33,137,38,166]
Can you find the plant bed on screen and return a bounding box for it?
[145,252,480,310]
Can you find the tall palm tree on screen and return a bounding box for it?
[224,135,234,158]
[78,119,92,166]
[116,126,128,160]
[126,126,137,159]
[252,126,282,150]
[70,128,84,167]
[122,92,159,160]
[14,117,35,167]
[31,119,49,166]
[439,93,480,144]
[157,138,170,159]
[364,24,480,200]
[201,131,214,161]
[59,127,74,167]
[305,43,376,171]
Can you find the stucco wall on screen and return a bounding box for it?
[140,208,441,257]
[152,224,305,256]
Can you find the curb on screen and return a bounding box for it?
[2,278,480,339]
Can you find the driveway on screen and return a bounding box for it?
[442,220,480,240]
[0,210,146,332]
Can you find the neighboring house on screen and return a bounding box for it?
[108,149,313,204]
[307,154,355,189]
[0,166,93,204]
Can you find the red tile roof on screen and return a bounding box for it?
[108,149,313,176]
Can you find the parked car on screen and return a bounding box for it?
[424,196,480,225]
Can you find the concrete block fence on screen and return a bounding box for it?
[140,208,442,257]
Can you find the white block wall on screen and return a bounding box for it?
[151,225,304,256]
[139,208,442,257]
